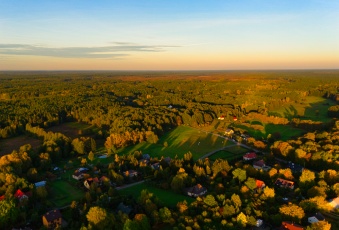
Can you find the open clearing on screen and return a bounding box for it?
[46,122,93,139]
[49,180,84,207]
[209,146,248,161]
[270,96,335,123]
[0,135,41,156]
[118,126,233,160]
[120,182,195,207]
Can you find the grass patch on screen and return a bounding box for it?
[49,180,84,207]
[233,123,304,141]
[209,146,248,161]
[118,126,233,160]
[270,96,335,123]
[120,183,195,207]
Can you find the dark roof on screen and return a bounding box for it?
[117,202,132,215]
[314,212,325,221]
[287,162,303,172]
[186,184,207,195]
[43,209,62,222]
[253,160,265,167]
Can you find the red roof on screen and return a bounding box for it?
[0,195,5,201]
[256,180,265,189]
[243,152,257,160]
[14,189,25,199]
[279,221,304,230]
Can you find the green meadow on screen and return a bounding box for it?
[119,182,195,208]
[49,180,84,207]
[118,126,233,160]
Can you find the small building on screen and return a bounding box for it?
[253,160,266,170]
[34,181,47,188]
[256,180,266,190]
[287,161,304,173]
[185,184,207,197]
[14,189,29,201]
[142,154,150,161]
[308,212,325,224]
[233,116,238,121]
[117,202,132,215]
[72,171,84,180]
[218,115,225,120]
[243,152,257,161]
[162,157,172,165]
[328,197,339,209]
[84,177,100,189]
[151,162,160,170]
[123,170,138,178]
[279,221,304,230]
[224,128,234,136]
[42,209,62,229]
[275,178,295,189]
[256,219,263,227]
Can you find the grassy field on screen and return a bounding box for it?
[209,146,248,161]
[0,135,41,156]
[233,123,305,141]
[270,96,335,123]
[49,180,84,207]
[118,126,233,160]
[120,182,195,208]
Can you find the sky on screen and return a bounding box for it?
[0,0,338,70]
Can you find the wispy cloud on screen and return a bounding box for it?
[0,43,176,58]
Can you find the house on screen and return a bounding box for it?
[123,170,138,178]
[224,128,234,136]
[253,160,265,170]
[0,195,5,201]
[328,197,339,209]
[42,209,62,229]
[168,105,173,109]
[151,162,160,170]
[308,212,325,224]
[256,180,266,190]
[243,152,257,161]
[117,202,132,215]
[275,178,295,189]
[279,221,304,230]
[218,115,225,120]
[185,184,207,197]
[256,219,263,227]
[162,157,171,165]
[84,177,99,189]
[34,181,47,188]
[287,161,304,173]
[72,171,84,180]
[233,116,238,121]
[14,189,29,201]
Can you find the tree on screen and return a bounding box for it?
[159,207,172,223]
[306,221,331,230]
[236,212,247,228]
[203,195,218,207]
[231,194,242,211]
[262,186,275,199]
[88,151,95,162]
[86,206,111,230]
[300,169,316,184]
[232,168,246,184]
[245,177,257,191]
[0,199,19,229]
[279,204,305,223]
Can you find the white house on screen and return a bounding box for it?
[308,213,325,224]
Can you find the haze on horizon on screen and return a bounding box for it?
[0,0,338,71]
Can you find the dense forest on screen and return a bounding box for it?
[0,70,339,230]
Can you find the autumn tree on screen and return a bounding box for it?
[86,206,112,230]
[279,204,305,223]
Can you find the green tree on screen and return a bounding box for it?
[203,195,218,207]
[0,199,19,229]
[232,168,246,184]
[306,221,331,230]
[159,207,172,223]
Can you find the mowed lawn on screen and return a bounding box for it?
[120,183,195,208]
[209,145,248,161]
[49,180,84,207]
[118,126,233,160]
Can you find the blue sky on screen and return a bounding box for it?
[0,0,338,70]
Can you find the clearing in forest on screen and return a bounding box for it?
[0,135,41,156]
[119,182,195,208]
[118,126,233,160]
